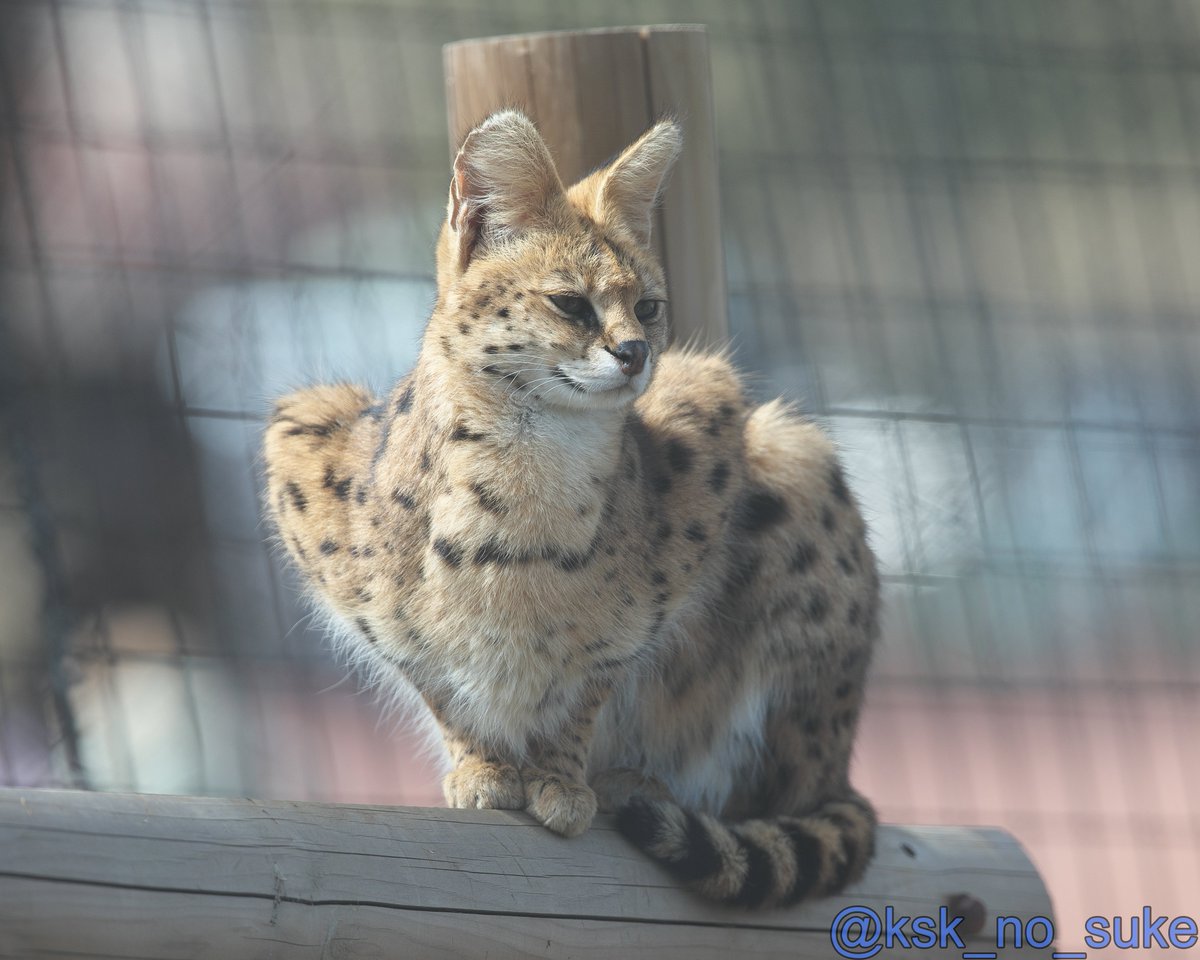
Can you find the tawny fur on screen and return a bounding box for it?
[262,110,880,907]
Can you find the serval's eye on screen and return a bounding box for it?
[634,299,661,322]
[549,294,594,320]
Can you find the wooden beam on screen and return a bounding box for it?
[444,26,730,349]
[0,788,1052,958]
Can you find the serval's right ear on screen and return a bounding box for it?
[447,110,564,271]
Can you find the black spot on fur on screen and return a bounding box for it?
[459,322,471,334]
[837,554,854,574]
[470,481,506,515]
[451,423,486,442]
[738,490,789,533]
[557,547,595,572]
[324,468,352,500]
[395,384,414,413]
[497,307,510,319]
[355,486,368,506]
[829,464,851,504]
[601,234,638,271]
[651,570,668,585]
[420,449,432,471]
[286,481,307,512]
[707,402,738,436]
[283,421,333,438]
[474,537,512,566]
[355,617,377,644]
[484,344,500,354]
[665,439,693,474]
[319,539,339,555]
[847,602,862,626]
[792,541,818,573]
[433,538,463,568]
[393,489,416,510]
[708,461,730,492]
[684,521,707,543]
[627,414,672,496]
[655,521,672,543]
[727,552,762,592]
[807,588,830,623]
[822,505,837,531]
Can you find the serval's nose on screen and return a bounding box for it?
[608,340,649,377]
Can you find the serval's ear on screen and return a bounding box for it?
[447,110,564,270]
[592,119,682,247]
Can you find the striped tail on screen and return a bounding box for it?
[615,792,876,908]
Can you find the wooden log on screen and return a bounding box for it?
[0,788,1052,959]
[444,26,729,348]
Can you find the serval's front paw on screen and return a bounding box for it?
[524,771,597,838]
[443,760,524,810]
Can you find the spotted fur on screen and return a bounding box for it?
[262,111,880,907]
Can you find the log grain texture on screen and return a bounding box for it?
[0,788,1052,959]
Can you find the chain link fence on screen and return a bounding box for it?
[2,0,1197,947]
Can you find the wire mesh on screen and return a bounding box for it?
[1,0,1197,946]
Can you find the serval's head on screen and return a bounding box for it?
[433,109,681,412]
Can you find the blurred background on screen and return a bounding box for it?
[1,0,1197,948]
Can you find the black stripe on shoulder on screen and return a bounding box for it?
[779,821,823,906]
[729,831,775,907]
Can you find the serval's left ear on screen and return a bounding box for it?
[447,110,565,271]
[592,119,682,247]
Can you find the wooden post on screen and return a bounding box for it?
[444,26,729,348]
[0,788,1054,958]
